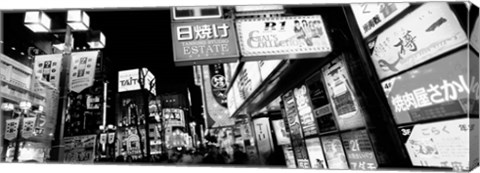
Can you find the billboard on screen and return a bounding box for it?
[305,138,328,169]
[321,134,349,169]
[236,15,331,60]
[350,3,410,38]
[341,130,378,170]
[171,19,239,66]
[118,68,156,95]
[368,2,468,79]
[381,49,478,125]
[162,108,185,128]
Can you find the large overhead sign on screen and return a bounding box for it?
[236,15,332,60]
[118,68,156,95]
[171,19,240,66]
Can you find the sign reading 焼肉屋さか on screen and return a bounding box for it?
[171,19,240,66]
[368,2,468,80]
[236,15,331,60]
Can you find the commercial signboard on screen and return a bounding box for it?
[322,56,365,130]
[258,60,282,81]
[282,90,311,168]
[236,15,332,60]
[283,145,297,168]
[401,118,478,171]
[305,72,337,134]
[368,2,468,80]
[381,49,479,125]
[350,3,410,38]
[69,51,99,93]
[237,61,262,101]
[63,134,96,163]
[118,68,156,95]
[34,53,63,88]
[253,117,275,164]
[163,108,185,127]
[305,138,328,169]
[271,119,291,145]
[294,85,318,137]
[171,19,239,66]
[341,130,378,170]
[321,134,349,169]
[202,65,235,128]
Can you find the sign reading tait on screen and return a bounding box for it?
[172,19,239,66]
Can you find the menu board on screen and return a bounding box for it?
[381,49,477,125]
[351,3,410,38]
[305,138,328,169]
[282,90,311,168]
[306,71,338,133]
[322,56,365,130]
[341,130,378,170]
[294,85,318,137]
[321,135,349,169]
[402,118,478,171]
[283,145,297,168]
[368,2,468,79]
[272,119,291,145]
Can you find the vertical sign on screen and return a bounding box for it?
[306,72,338,134]
[341,130,378,170]
[322,56,365,130]
[350,3,410,38]
[305,138,328,169]
[253,117,274,164]
[321,135,349,169]
[202,65,234,128]
[34,54,63,88]
[237,61,262,101]
[283,145,297,168]
[69,51,99,93]
[271,119,291,145]
[282,90,311,168]
[209,64,228,107]
[294,85,318,137]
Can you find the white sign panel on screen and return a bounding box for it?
[271,119,291,145]
[305,138,328,169]
[34,54,63,88]
[237,61,262,101]
[236,15,332,57]
[118,68,155,95]
[259,60,281,81]
[471,14,480,53]
[351,3,410,38]
[253,117,274,164]
[369,2,468,79]
[405,118,479,171]
[69,51,99,93]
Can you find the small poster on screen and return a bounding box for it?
[5,119,20,141]
[21,117,37,139]
[34,53,63,88]
[305,138,327,169]
[341,130,378,170]
[321,135,349,169]
[271,119,291,145]
[69,51,99,93]
[283,145,297,168]
[63,135,97,163]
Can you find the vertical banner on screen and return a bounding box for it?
[100,133,107,153]
[253,117,274,164]
[202,65,234,128]
[283,145,297,168]
[21,117,37,139]
[294,85,318,137]
[69,51,99,93]
[34,53,63,88]
[5,119,20,141]
[341,130,378,170]
[63,135,97,163]
[108,132,115,144]
[305,138,328,169]
[271,119,291,145]
[321,135,349,169]
[322,56,365,130]
[282,90,311,168]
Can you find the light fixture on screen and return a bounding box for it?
[24,11,51,33]
[88,31,106,49]
[1,103,15,111]
[107,124,114,130]
[67,10,90,31]
[38,106,44,112]
[99,125,105,130]
[19,101,32,110]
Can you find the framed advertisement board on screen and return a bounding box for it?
[320,134,349,169]
[340,130,378,170]
[305,138,328,169]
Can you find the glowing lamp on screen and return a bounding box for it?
[67,10,90,31]
[24,11,51,33]
[88,31,106,49]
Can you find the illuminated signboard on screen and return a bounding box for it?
[259,60,282,81]
[322,56,365,130]
[237,61,262,101]
[305,138,328,169]
[341,130,378,170]
[271,119,291,145]
[381,49,479,125]
[163,108,185,127]
[321,134,349,169]
[236,15,331,60]
[399,118,478,171]
[350,3,410,38]
[305,71,338,133]
[202,65,235,128]
[282,90,311,168]
[282,145,297,168]
[63,135,96,163]
[118,68,156,95]
[171,19,239,66]
[253,117,275,164]
[294,85,318,137]
[368,2,468,80]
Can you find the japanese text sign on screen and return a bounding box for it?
[369,2,468,80]
[172,19,239,66]
[235,15,331,59]
[351,3,410,38]
[403,118,478,171]
[237,61,262,101]
[202,65,235,128]
[294,85,318,137]
[321,135,349,169]
[69,51,99,93]
[162,108,185,127]
[381,49,479,125]
[341,130,378,170]
[34,53,63,89]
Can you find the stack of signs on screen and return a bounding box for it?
[381,49,477,125]
[322,56,365,130]
[69,51,99,93]
[33,54,63,88]
[350,3,410,38]
[282,90,310,168]
[63,135,97,163]
[341,130,378,170]
[320,135,349,169]
[368,2,468,80]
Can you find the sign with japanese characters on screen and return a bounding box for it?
[202,65,235,128]
[272,119,291,145]
[282,90,311,168]
[63,135,96,163]
[471,14,480,53]
[162,108,185,127]
[34,53,63,88]
[209,64,228,107]
[403,118,478,171]
[294,85,318,137]
[118,68,156,95]
[69,51,99,93]
[341,130,378,170]
[172,19,239,66]
[322,56,365,130]
[21,117,37,139]
[236,15,332,59]
[351,3,410,38]
[237,61,262,101]
[4,119,20,141]
[321,134,349,169]
[381,49,479,125]
[368,2,468,80]
[305,138,328,169]
[253,117,275,164]
[305,71,337,134]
